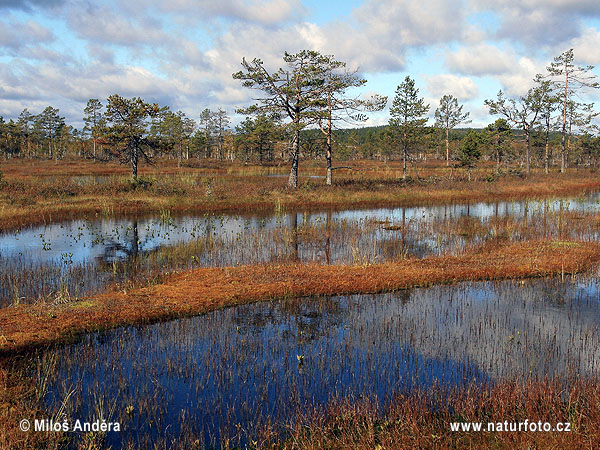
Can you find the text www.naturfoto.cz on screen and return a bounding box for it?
[450,420,571,432]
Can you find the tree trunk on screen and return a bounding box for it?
[561,72,568,173]
[325,210,331,264]
[290,212,299,261]
[132,220,139,257]
[544,121,550,175]
[288,127,299,188]
[326,128,332,186]
[445,125,449,166]
[326,150,332,185]
[566,121,572,170]
[496,149,500,171]
[132,146,138,180]
[402,135,407,181]
[525,127,531,175]
[326,93,333,186]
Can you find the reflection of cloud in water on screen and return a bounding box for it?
[352,277,600,380]
[2,192,600,305]
[2,192,599,266]
[43,276,600,448]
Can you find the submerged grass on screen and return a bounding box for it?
[0,239,598,449]
[3,358,600,449]
[4,272,600,449]
[3,159,600,448]
[0,239,598,355]
[3,195,600,307]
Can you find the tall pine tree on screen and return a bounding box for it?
[389,76,430,180]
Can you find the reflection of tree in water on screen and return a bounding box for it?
[230,296,349,344]
[96,220,143,261]
[380,237,431,259]
[290,212,299,261]
[379,208,437,259]
[395,288,413,305]
[94,220,156,280]
[506,277,568,307]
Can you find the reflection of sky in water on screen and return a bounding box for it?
[2,192,599,266]
[43,275,600,449]
[0,215,275,265]
[1,193,599,306]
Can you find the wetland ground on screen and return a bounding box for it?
[2,159,600,449]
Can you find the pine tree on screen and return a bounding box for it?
[434,94,470,166]
[83,99,104,158]
[102,95,162,180]
[233,50,330,188]
[389,76,430,180]
[547,49,599,172]
[456,129,482,181]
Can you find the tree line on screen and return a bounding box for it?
[0,49,599,185]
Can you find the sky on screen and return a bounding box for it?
[1,0,600,129]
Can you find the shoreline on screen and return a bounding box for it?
[1,239,598,356]
[1,162,600,232]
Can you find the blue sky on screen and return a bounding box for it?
[1,0,600,129]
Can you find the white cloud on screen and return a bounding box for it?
[67,3,168,47]
[425,74,479,101]
[473,0,600,15]
[446,44,516,76]
[118,0,306,26]
[495,56,545,97]
[1,0,600,129]
[335,0,469,72]
[0,0,62,11]
[356,0,467,47]
[0,19,54,51]
[445,43,548,97]
[470,0,600,46]
[561,27,600,65]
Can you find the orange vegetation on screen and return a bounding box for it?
[0,239,598,355]
[263,378,600,449]
[2,158,600,232]
[0,239,599,449]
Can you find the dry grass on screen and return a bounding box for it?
[0,239,597,355]
[2,158,600,449]
[2,158,600,231]
[0,239,599,449]
[258,378,600,449]
[3,368,599,450]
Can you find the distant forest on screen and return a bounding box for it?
[0,114,590,170]
[1,48,599,183]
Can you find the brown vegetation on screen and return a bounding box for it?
[1,239,598,355]
[257,378,600,449]
[2,158,600,232]
[2,159,600,449]
[0,238,599,449]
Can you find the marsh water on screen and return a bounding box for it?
[6,192,599,447]
[39,274,600,448]
[2,192,600,306]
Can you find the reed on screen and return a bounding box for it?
[2,158,600,232]
[1,239,598,354]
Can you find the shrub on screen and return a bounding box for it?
[128,176,154,190]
